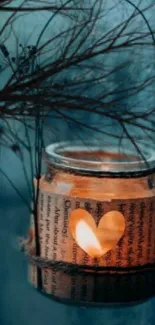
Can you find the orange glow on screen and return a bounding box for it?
[69,208,125,259]
[75,220,103,258]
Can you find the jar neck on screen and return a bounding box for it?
[44,141,155,178]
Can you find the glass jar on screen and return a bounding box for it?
[29,141,155,306]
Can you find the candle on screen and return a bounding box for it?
[69,208,125,258]
[28,142,155,305]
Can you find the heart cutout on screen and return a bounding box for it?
[69,209,125,258]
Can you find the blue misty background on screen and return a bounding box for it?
[0,1,155,324]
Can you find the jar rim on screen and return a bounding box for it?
[44,141,155,178]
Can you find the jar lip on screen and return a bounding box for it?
[44,141,155,177]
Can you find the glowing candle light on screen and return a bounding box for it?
[75,220,103,258]
[69,208,125,259]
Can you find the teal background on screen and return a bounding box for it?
[0,1,155,324]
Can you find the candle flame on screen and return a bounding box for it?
[75,220,103,258]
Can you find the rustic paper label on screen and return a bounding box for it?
[29,189,155,301]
